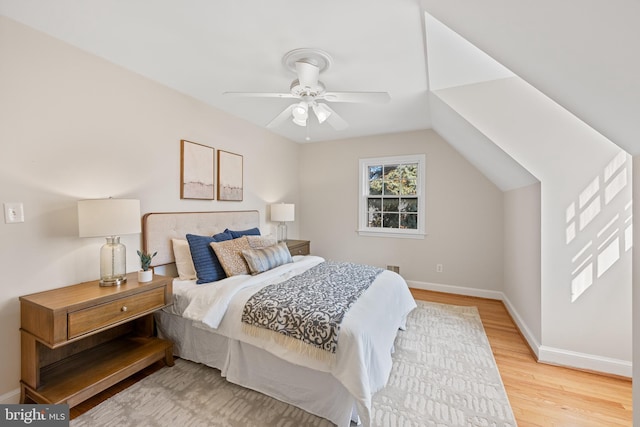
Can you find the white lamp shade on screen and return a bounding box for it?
[78,199,141,237]
[312,103,332,124]
[271,203,295,222]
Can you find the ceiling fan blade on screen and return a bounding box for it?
[318,103,348,130]
[266,104,295,128]
[322,91,391,103]
[295,61,320,89]
[223,91,297,99]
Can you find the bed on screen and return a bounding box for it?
[143,210,416,426]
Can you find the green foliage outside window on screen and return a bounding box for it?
[367,163,418,229]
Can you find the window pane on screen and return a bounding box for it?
[400,179,417,196]
[383,164,400,195]
[368,198,382,212]
[369,179,382,195]
[400,198,418,212]
[383,181,400,195]
[369,165,383,180]
[368,212,382,227]
[368,165,383,195]
[383,164,398,177]
[383,213,399,228]
[403,163,418,175]
[400,213,418,229]
[383,198,399,212]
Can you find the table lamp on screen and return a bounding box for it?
[78,198,141,286]
[271,203,295,242]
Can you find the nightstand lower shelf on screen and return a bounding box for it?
[21,335,173,407]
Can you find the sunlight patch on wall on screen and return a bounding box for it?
[566,203,576,244]
[579,196,601,231]
[571,263,593,303]
[569,151,632,302]
[597,236,619,278]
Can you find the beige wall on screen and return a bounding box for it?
[436,78,632,375]
[298,130,504,291]
[0,17,299,399]
[503,182,542,350]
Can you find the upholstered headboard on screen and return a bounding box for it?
[142,210,260,271]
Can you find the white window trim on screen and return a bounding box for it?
[358,154,426,239]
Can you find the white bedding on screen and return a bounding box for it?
[162,255,417,426]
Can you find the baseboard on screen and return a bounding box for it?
[407,280,505,300]
[500,294,541,358]
[407,280,631,378]
[538,346,632,378]
[0,388,20,404]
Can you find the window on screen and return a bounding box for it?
[358,154,426,238]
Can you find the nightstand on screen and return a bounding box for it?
[285,239,310,256]
[19,273,174,407]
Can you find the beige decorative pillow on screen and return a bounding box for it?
[172,238,197,280]
[246,235,277,249]
[209,236,251,277]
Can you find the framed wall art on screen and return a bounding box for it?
[180,140,215,200]
[217,150,243,201]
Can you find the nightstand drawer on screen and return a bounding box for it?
[285,240,310,256]
[289,243,309,255]
[68,287,166,339]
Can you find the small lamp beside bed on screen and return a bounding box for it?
[77,198,141,286]
[271,203,294,242]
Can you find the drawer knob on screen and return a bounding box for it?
[121,306,128,312]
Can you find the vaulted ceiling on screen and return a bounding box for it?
[1,0,638,190]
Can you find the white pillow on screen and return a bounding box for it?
[172,238,197,280]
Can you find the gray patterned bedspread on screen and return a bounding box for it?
[241,261,383,355]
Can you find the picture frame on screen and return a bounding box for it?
[217,150,243,201]
[180,140,215,200]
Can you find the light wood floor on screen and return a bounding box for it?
[411,288,632,427]
[72,289,633,426]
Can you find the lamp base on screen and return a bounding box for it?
[100,236,127,287]
[277,222,288,242]
[99,276,127,287]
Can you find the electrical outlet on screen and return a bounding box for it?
[4,202,24,224]
[436,263,443,273]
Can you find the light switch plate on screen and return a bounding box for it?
[4,202,24,223]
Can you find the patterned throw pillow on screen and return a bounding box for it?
[186,233,233,284]
[246,235,277,249]
[241,242,293,275]
[209,236,252,276]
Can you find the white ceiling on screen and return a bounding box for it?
[420,0,640,156]
[2,0,638,191]
[0,0,432,144]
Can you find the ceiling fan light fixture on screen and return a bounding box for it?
[292,116,307,127]
[292,102,308,120]
[312,103,332,124]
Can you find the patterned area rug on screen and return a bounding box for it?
[71,301,516,427]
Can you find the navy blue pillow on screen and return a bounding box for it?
[213,231,233,241]
[186,232,232,284]
[225,227,261,239]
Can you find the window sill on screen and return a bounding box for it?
[357,230,426,239]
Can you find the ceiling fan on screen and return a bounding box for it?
[223,49,390,131]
